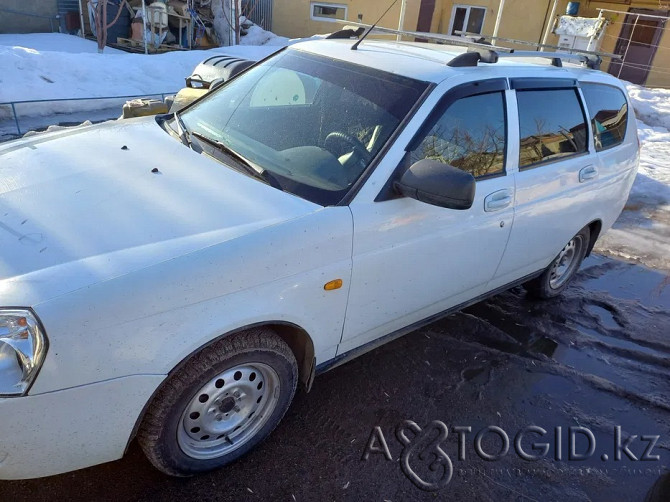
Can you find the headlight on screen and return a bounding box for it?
[0,309,47,396]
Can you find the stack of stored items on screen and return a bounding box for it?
[86,0,222,52]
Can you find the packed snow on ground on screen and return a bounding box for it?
[592,83,670,270]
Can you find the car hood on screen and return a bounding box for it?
[0,118,319,306]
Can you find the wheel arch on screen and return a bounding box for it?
[125,320,315,453]
[585,219,602,256]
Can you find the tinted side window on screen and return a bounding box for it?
[581,83,628,151]
[517,89,587,168]
[410,92,506,178]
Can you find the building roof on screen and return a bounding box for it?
[291,39,620,86]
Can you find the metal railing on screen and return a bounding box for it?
[0,92,177,137]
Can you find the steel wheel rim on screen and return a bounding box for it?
[548,236,584,289]
[177,362,280,460]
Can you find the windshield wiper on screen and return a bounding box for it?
[191,131,282,190]
[174,112,191,147]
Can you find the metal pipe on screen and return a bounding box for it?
[11,103,21,136]
[492,0,506,44]
[141,0,148,54]
[597,8,670,21]
[541,0,559,51]
[78,0,86,37]
[396,0,407,41]
[618,14,639,78]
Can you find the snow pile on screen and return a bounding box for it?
[241,23,290,46]
[0,33,279,119]
[22,120,93,137]
[239,17,327,46]
[626,83,670,131]
[624,83,670,207]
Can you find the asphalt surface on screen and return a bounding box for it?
[1,254,668,502]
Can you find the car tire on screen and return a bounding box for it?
[523,226,590,300]
[137,328,298,476]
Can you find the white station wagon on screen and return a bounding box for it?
[0,34,638,478]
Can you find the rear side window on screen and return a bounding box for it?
[517,89,587,168]
[410,92,507,179]
[581,83,628,151]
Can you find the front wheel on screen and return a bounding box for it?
[138,328,298,476]
[523,227,590,299]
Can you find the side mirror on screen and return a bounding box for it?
[394,159,476,210]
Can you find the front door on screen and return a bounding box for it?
[608,9,666,85]
[339,79,514,354]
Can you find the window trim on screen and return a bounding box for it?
[374,78,509,202]
[448,4,487,36]
[310,2,348,23]
[579,81,629,153]
[516,86,591,171]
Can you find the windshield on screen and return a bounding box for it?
[180,49,429,205]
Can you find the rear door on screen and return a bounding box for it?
[489,78,599,289]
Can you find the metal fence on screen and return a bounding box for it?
[597,8,670,87]
[0,92,177,138]
[243,0,273,32]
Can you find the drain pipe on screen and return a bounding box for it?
[541,0,559,50]
[492,0,506,44]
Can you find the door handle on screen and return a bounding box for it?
[579,165,598,182]
[484,189,513,212]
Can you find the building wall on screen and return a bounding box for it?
[272,0,670,87]
[585,1,670,87]
[0,0,59,33]
[429,0,570,49]
[271,0,422,39]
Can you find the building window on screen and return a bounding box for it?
[311,2,347,22]
[449,5,486,36]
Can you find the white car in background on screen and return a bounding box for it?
[0,36,638,478]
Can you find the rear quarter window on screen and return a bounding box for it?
[580,83,628,151]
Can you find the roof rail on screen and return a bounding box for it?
[455,31,621,61]
[333,20,513,53]
[332,20,620,70]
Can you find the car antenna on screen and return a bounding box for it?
[351,0,399,50]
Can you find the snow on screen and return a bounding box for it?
[0,31,668,270]
[0,33,124,54]
[593,83,670,270]
[0,33,279,121]
[240,24,290,46]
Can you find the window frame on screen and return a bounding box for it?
[512,79,591,171]
[579,81,629,153]
[310,2,348,23]
[407,78,509,181]
[448,4,487,36]
[374,78,509,203]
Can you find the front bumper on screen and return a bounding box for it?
[0,374,164,479]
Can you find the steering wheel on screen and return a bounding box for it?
[324,131,372,164]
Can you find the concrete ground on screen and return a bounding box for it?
[0,254,668,501]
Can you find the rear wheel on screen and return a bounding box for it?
[138,328,298,476]
[523,227,590,299]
